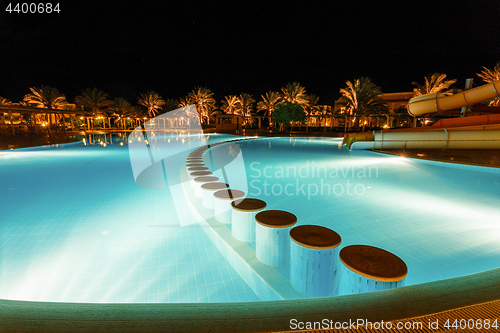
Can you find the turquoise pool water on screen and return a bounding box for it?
[1,133,499,303]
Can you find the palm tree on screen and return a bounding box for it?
[23,86,68,128]
[237,93,255,125]
[109,98,132,129]
[172,104,200,128]
[304,94,320,115]
[281,82,309,109]
[75,88,112,115]
[412,73,456,97]
[162,98,179,113]
[477,62,500,106]
[221,95,239,115]
[257,91,282,116]
[178,96,193,108]
[75,88,113,129]
[339,77,388,130]
[137,91,165,118]
[187,87,216,124]
[23,85,68,109]
[0,96,12,105]
[126,106,146,128]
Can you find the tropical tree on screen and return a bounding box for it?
[338,77,388,131]
[23,85,68,109]
[281,82,309,109]
[124,106,147,128]
[137,91,165,117]
[23,86,69,127]
[221,95,239,115]
[0,96,12,105]
[187,87,216,124]
[108,98,132,128]
[339,77,388,115]
[75,88,112,129]
[178,96,192,108]
[412,73,456,97]
[304,94,320,115]
[75,88,112,115]
[237,93,255,120]
[235,93,256,125]
[257,91,282,116]
[172,104,200,128]
[272,102,306,131]
[162,98,179,113]
[477,62,500,106]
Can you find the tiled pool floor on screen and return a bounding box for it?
[0,136,261,303]
[1,134,499,303]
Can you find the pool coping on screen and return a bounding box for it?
[1,267,499,332]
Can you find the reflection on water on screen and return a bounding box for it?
[75,131,212,149]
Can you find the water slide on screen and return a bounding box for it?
[345,80,500,150]
[407,80,500,116]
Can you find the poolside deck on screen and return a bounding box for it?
[289,299,500,333]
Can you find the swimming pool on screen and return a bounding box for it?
[1,133,499,304]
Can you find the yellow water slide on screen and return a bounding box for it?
[346,80,500,150]
[407,80,500,116]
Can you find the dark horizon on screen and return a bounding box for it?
[1,1,499,106]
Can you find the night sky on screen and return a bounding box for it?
[1,0,499,106]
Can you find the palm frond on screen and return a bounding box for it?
[412,73,456,96]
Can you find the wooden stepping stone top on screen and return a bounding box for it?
[194,176,219,184]
[339,245,408,282]
[187,166,209,171]
[231,198,267,212]
[290,225,341,250]
[213,189,245,200]
[190,171,213,177]
[201,182,229,191]
[255,210,297,228]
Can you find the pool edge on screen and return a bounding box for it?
[0,267,499,332]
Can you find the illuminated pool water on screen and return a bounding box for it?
[1,133,499,303]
